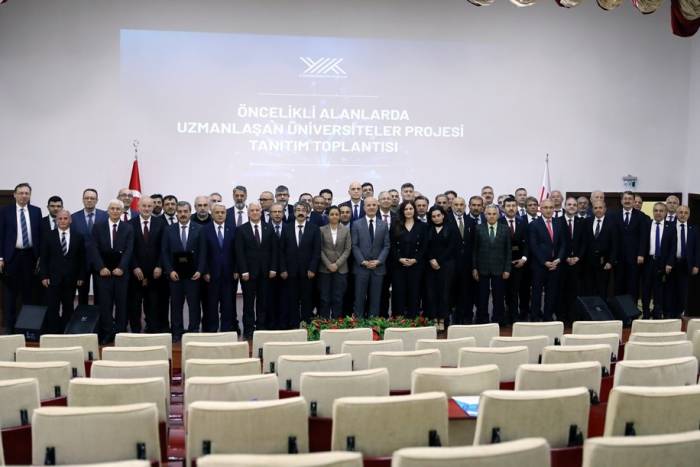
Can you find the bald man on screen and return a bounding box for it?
[339,181,365,222]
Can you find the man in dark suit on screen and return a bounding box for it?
[519,197,541,321]
[161,201,207,341]
[309,196,329,227]
[0,182,43,332]
[377,191,398,317]
[641,203,676,319]
[446,197,474,324]
[202,203,237,333]
[128,197,166,333]
[340,181,365,223]
[614,191,647,301]
[528,199,568,321]
[351,197,390,317]
[558,197,587,325]
[266,203,287,329]
[275,185,295,223]
[226,185,249,229]
[501,197,529,324]
[90,199,134,343]
[72,188,108,305]
[667,205,699,317]
[117,188,139,222]
[235,202,278,338]
[41,196,64,235]
[191,195,212,225]
[280,202,321,328]
[472,205,512,325]
[665,195,680,224]
[583,201,618,299]
[40,210,86,333]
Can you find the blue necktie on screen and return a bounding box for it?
[353,205,359,220]
[217,225,224,248]
[87,212,94,232]
[19,208,29,248]
[681,224,686,258]
[655,222,661,257]
[275,224,281,238]
[181,226,187,250]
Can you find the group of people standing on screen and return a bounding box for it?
[1,181,697,343]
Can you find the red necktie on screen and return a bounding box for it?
[509,219,515,237]
[568,219,573,239]
[546,219,554,241]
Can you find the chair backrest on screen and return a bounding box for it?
[31,403,160,465]
[319,329,372,355]
[185,375,279,411]
[0,334,25,361]
[447,324,499,347]
[623,340,693,361]
[415,337,476,367]
[252,330,308,360]
[613,357,699,387]
[392,438,552,467]
[299,368,390,418]
[411,365,500,397]
[572,321,623,341]
[262,341,326,374]
[68,377,168,422]
[181,332,241,367]
[331,392,448,457]
[184,358,261,380]
[183,342,249,365]
[197,452,363,467]
[384,327,438,351]
[40,334,99,361]
[512,322,564,345]
[604,385,700,437]
[277,354,352,391]
[368,349,442,391]
[340,340,403,371]
[0,361,71,400]
[582,431,700,467]
[101,346,169,363]
[458,346,529,382]
[686,319,700,341]
[628,332,687,344]
[631,319,682,334]
[186,398,309,466]
[692,331,700,364]
[561,334,619,361]
[15,346,85,377]
[515,362,601,399]
[542,344,612,375]
[490,336,548,364]
[91,360,171,395]
[0,378,40,428]
[115,333,173,360]
[474,387,590,448]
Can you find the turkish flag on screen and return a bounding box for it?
[539,155,551,204]
[128,158,142,211]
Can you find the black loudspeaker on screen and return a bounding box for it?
[607,295,641,327]
[576,296,615,321]
[15,305,49,341]
[64,304,100,334]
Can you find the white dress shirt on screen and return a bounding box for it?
[649,220,665,256]
[139,216,152,234]
[15,204,34,249]
[379,210,392,227]
[295,221,306,246]
[677,222,687,258]
[330,226,338,245]
[109,220,121,249]
[592,216,605,235]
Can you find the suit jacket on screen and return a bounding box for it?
[161,222,207,276]
[90,220,134,272]
[129,216,166,278]
[39,227,86,285]
[613,209,647,264]
[203,222,236,280]
[0,203,42,262]
[562,216,587,260]
[41,215,56,236]
[473,223,512,275]
[426,223,460,266]
[527,217,568,267]
[309,211,329,227]
[280,222,321,277]
[234,221,277,279]
[190,213,212,226]
[643,219,677,268]
[283,204,295,223]
[676,223,699,272]
[584,216,618,267]
[500,216,529,262]
[351,216,390,274]
[319,223,352,274]
[446,213,474,273]
[71,209,108,238]
[340,199,365,222]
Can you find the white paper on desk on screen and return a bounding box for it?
[452,396,479,417]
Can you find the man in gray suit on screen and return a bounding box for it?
[472,204,512,325]
[351,197,390,317]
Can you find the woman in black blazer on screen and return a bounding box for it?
[390,201,428,318]
[425,206,460,325]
